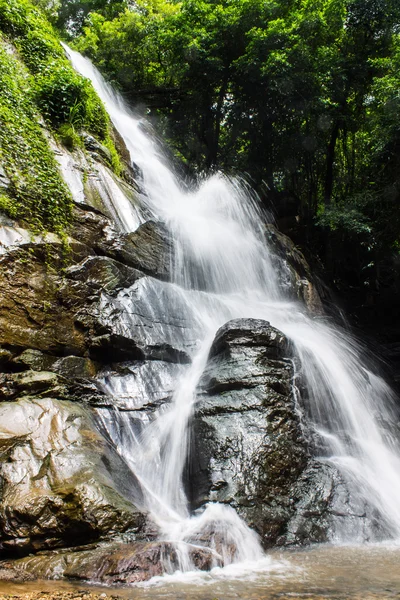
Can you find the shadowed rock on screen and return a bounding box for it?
[265,224,325,315]
[190,318,371,547]
[0,541,219,584]
[72,204,173,279]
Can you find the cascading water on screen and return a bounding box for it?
[63,44,400,569]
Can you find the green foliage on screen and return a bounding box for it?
[0,191,18,218]
[66,0,400,294]
[0,38,72,232]
[0,0,112,141]
[317,206,372,238]
[57,122,83,149]
[2,0,400,294]
[103,135,122,176]
[55,0,129,36]
[35,62,108,135]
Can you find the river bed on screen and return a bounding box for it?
[2,545,400,599]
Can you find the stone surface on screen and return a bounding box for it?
[284,459,382,546]
[0,241,143,360]
[190,318,307,545]
[0,233,194,365]
[3,540,218,584]
[98,360,186,410]
[0,396,144,557]
[12,349,56,372]
[265,224,324,315]
[81,134,113,166]
[93,276,200,363]
[190,318,362,547]
[71,204,173,279]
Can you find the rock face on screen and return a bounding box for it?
[0,204,175,363]
[0,185,179,567]
[71,205,173,279]
[265,224,325,315]
[0,394,144,558]
[189,318,366,547]
[0,541,219,584]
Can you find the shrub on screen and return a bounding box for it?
[0,39,72,232]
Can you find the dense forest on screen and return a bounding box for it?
[3,0,400,316]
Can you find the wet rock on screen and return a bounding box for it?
[72,204,173,279]
[265,224,324,315]
[0,244,144,359]
[0,206,183,365]
[0,368,112,408]
[13,370,64,393]
[120,221,173,279]
[0,222,93,261]
[12,349,56,372]
[98,360,185,410]
[284,460,384,545]
[94,276,203,363]
[190,318,372,547]
[0,349,13,366]
[0,396,144,558]
[190,318,308,546]
[0,373,17,400]
[81,134,113,167]
[11,352,99,380]
[0,247,90,356]
[52,356,99,379]
[6,540,218,584]
[0,564,35,581]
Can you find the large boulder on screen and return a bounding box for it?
[0,210,184,365]
[189,318,367,547]
[190,319,307,544]
[93,276,206,363]
[0,241,143,359]
[0,393,145,558]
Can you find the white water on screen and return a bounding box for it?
[63,44,400,569]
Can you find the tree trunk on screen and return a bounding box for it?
[324,120,340,206]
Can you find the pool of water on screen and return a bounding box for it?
[2,545,400,599]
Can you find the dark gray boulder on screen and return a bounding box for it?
[189,318,364,547]
[190,318,308,545]
[72,204,173,279]
[265,224,325,315]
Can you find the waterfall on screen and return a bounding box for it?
[63,44,400,566]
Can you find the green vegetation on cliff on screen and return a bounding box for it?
[0,0,121,232]
[0,38,72,232]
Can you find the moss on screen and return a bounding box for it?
[0,38,72,232]
[103,135,122,176]
[57,122,83,150]
[34,61,108,136]
[0,191,18,218]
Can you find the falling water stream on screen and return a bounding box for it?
[62,45,400,577]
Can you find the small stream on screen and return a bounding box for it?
[2,545,400,598]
